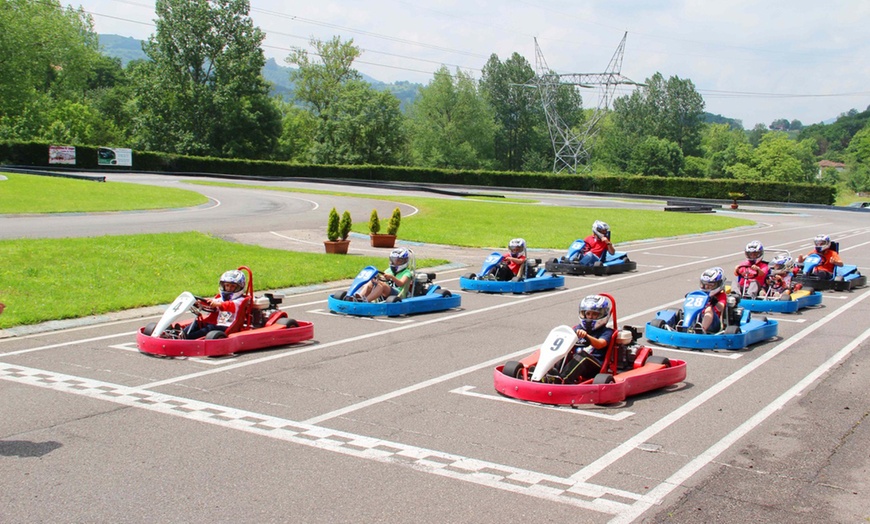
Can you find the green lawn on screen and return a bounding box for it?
[0,172,755,328]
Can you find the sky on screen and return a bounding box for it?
[76,0,870,128]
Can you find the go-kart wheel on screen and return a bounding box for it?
[143,322,157,337]
[462,272,476,280]
[438,289,452,297]
[834,276,844,282]
[385,295,401,303]
[592,373,615,385]
[205,330,227,340]
[646,355,671,367]
[650,319,666,329]
[276,317,299,328]
[335,291,347,301]
[723,325,740,335]
[502,361,524,378]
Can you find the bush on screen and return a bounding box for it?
[339,210,352,240]
[387,207,401,236]
[369,209,380,234]
[326,208,340,241]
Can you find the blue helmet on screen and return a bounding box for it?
[592,220,611,240]
[508,238,526,255]
[813,234,831,253]
[700,267,724,296]
[578,295,612,332]
[745,240,764,261]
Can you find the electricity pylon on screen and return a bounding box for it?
[533,32,641,173]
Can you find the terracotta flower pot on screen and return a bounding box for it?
[324,239,350,254]
[370,234,396,248]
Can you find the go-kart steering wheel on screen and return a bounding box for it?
[191,295,217,315]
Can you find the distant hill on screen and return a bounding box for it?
[98,34,420,109]
[703,112,743,130]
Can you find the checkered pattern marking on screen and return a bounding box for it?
[1,363,644,514]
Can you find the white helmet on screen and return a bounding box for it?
[771,253,793,271]
[592,220,611,240]
[578,295,612,332]
[389,247,410,273]
[219,269,246,301]
[508,238,526,255]
[745,240,764,261]
[700,267,725,296]
[813,234,831,252]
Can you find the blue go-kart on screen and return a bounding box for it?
[328,259,460,317]
[459,251,564,294]
[793,242,866,291]
[645,290,778,350]
[545,239,637,276]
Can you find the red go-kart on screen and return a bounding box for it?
[494,293,686,405]
[136,266,313,357]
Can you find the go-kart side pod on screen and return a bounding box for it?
[644,314,778,350]
[544,240,637,276]
[136,319,314,358]
[739,289,823,313]
[327,286,460,317]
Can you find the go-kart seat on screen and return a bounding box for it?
[222,296,253,335]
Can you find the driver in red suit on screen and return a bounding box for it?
[183,269,247,339]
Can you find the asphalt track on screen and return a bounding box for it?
[1,174,869,523]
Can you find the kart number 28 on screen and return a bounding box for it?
[684,295,707,308]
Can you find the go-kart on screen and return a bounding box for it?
[136,266,314,358]
[544,238,637,276]
[793,242,866,291]
[645,290,778,350]
[459,250,564,294]
[493,293,686,406]
[328,251,460,317]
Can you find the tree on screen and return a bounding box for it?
[0,0,104,140]
[769,118,790,131]
[287,37,405,164]
[406,66,496,169]
[750,132,817,183]
[601,72,704,170]
[628,136,684,177]
[479,53,543,171]
[133,0,280,158]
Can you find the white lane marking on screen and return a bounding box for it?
[765,317,807,323]
[0,363,639,515]
[569,287,870,487]
[270,231,322,246]
[450,386,635,421]
[306,308,414,324]
[612,317,870,524]
[108,343,238,364]
[0,332,136,357]
[642,344,743,359]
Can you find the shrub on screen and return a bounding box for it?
[387,207,401,236]
[339,210,352,240]
[326,207,340,241]
[369,209,380,234]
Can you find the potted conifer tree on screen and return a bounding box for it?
[324,207,351,254]
[369,208,397,248]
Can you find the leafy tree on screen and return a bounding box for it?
[600,72,704,171]
[133,0,280,158]
[479,52,544,171]
[747,123,768,147]
[275,102,316,161]
[769,118,790,131]
[751,132,817,183]
[702,123,751,178]
[406,66,496,169]
[0,0,104,140]
[287,37,405,164]
[628,136,684,177]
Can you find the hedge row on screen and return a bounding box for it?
[0,141,836,205]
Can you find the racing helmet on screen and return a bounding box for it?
[700,267,725,296]
[592,220,611,240]
[578,295,612,332]
[508,238,526,256]
[389,247,410,273]
[745,240,764,262]
[771,253,793,271]
[219,269,246,301]
[813,234,831,253]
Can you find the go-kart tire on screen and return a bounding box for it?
[335,291,347,301]
[593,373,615,385]
[438,289,452,297]
[276,317,299,328]
[143,322,157,337]
[205,330,227,340]
[646,355,671,367]
[462,272,476,280]
[724,325,740,335]
[650,319,666,329]
[834,276,844,282]
[502,361,524,378]
[386,295,401,303]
